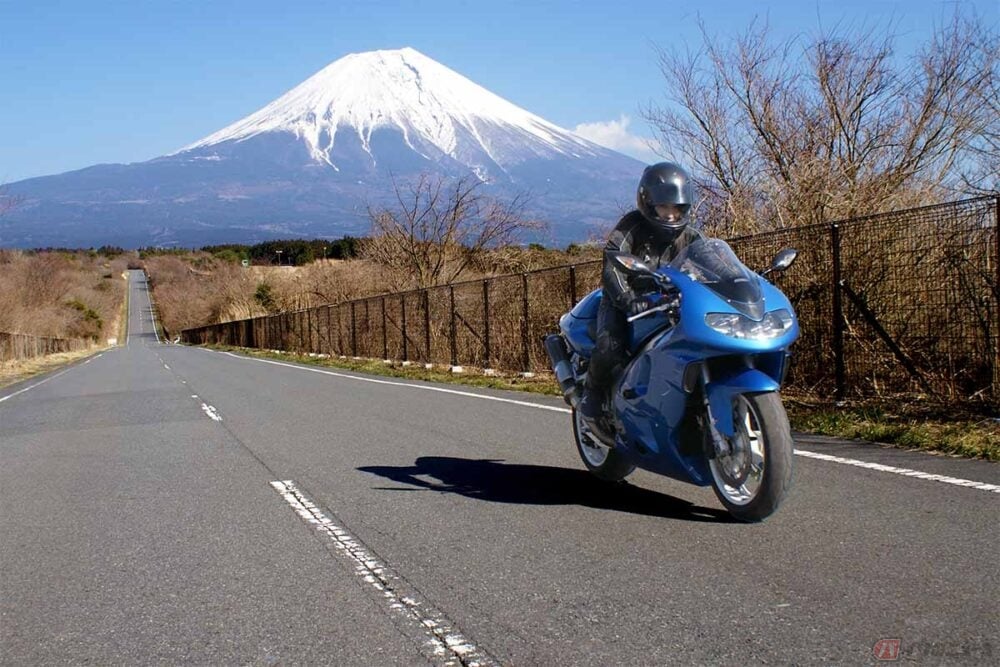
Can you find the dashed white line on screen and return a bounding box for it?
[202,348,1000,495]
[145,272,161,344]
[200,403,223,422]
[270,480,496,667]
[125,271,131,348]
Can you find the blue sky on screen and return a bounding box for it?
[1,0,995,183]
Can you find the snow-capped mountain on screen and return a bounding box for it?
[3,48,644,248]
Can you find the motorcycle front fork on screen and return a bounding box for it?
[699,368,744,460]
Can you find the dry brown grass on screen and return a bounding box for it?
[0,250,128,344]
[0,345,104,389]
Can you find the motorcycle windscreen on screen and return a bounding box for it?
[669,238,764,319]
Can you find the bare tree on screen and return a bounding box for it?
[361,174,542,289]
[959,38,1000,195]
[645,11,998,234]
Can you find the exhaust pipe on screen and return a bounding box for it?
[545,334,579,407]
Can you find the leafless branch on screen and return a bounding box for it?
[361,174,543,289]
[644,9,998,233]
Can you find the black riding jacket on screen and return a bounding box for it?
[602,210,704,311]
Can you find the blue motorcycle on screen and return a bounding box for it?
[545,237,799,521]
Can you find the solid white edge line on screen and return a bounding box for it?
[201,348,999,495]
[214,350,573,413]
[0,366,75,404]
[793,449,1000,493]
[270,480,495,667]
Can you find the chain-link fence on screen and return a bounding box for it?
[182,196,999,408]
[0,332,90,365]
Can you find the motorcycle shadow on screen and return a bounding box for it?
[358,456,733,523]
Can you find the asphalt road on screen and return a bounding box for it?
[1,270,997,665]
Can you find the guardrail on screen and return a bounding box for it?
[0,332,90,365]
[182,196,999,407]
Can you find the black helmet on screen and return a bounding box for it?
[636,162,694,232]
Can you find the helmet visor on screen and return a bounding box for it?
[653,203,689,223]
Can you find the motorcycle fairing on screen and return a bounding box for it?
[705,368,780,436]
[612,343,714,486]
[560,290,602,356]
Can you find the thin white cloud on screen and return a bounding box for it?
[573,114,661,163]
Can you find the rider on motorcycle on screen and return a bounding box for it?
[578,162,703,424]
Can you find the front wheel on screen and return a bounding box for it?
[572,408,635,482]
[708,392,793,522]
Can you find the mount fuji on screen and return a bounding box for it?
[3,48,644,248]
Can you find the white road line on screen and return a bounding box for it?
[200,403,223,422]
[203,349,999,495]
[794,449,1000,493]
[270,481,496,667]
[0,367,75,404]
[214,350,572,414]
[145,272,161,344]
[127,271,133,347]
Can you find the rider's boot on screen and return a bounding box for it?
[578,384,604,423]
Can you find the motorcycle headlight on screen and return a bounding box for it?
[705,309,794,340]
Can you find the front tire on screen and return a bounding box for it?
[572,408,635,482]
[708,392,793,522]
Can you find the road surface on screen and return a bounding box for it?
[1,270,997,665]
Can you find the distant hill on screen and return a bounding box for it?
[3,47,642,248]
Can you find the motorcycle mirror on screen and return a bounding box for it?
[610,252,653,275]
[763,248,798,276]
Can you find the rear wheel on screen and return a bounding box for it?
[572,408,635,481]
[708,392,793,522]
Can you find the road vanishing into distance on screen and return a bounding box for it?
[2,270,998,665]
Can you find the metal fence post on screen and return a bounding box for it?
[350,302,358,357]
[401,294,408,362]
[364,299,371,358]
[482,279,491,368]
[449,285,457,366]
[569,265,577,306]
[336,305,342,355]
[378,297,386,360]
[306,308,313,353]
[325,306,332,355]
[521,273,531,371]
[994,196,1000,403]
[831,224,846,402]
[423,290,431,362]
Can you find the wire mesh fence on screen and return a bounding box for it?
[182,196,999,408]
[0,332,90,365]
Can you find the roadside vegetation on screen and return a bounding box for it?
[0,248,128,385]
[785,399,1000,461]
[0,248,128,341]
[0,348,104,390]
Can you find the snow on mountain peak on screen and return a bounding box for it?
[179,47,602,170]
